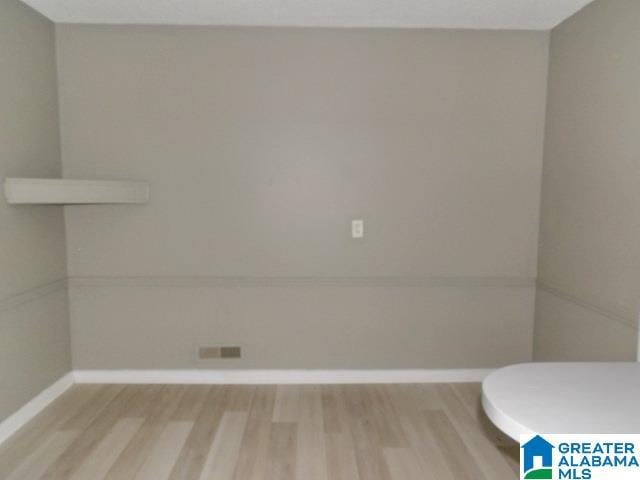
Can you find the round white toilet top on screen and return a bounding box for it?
[482,362,640,440]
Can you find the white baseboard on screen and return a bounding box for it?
[0,368,492,446]
[73,369,493,385]
[0,372,74,446]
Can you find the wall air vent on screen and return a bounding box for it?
[198,346,242,360]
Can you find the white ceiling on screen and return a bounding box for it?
[21,0,595,30]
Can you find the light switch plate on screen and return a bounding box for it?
[351,219,364,239]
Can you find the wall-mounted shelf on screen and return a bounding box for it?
[4,178,149,205]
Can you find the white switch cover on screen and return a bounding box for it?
[351,219,364,239]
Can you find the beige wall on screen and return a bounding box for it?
[68,281,536,369]
[535,0,640,361]
[56,26,549,369]
[0,0,70,421]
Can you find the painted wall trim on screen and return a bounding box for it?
[0,278,67,315]
[68,275,536,289]
[537,281,639,330]
[0,372,74,446]
[73,369,494,384]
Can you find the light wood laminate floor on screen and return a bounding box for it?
[0,383,519,480]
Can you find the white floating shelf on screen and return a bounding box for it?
[4,178,149,205]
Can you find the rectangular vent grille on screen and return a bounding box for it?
[198,346,242,359]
